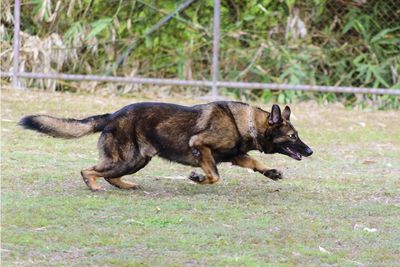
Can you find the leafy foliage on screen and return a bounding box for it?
[2,0,399,107]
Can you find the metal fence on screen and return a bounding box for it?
[1,0,400,96]
[323,0,400,36]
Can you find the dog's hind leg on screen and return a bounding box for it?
[104,177,141,190]
[81,157,151,191]
[231,154,282,180]
[82,129,155,191]
[104,157,151,189]
[188,146,220,184]
[81,167,106,192]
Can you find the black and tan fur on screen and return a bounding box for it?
[19,102,313,191]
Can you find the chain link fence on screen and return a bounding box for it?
[323,0,400,35]
[1,0,399,98]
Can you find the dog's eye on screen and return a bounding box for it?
[289,134,297,140]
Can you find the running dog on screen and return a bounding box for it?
[19,102,313,191]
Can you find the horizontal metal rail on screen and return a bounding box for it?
[1,71,400,95]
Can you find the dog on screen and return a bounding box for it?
[19,101,313,191]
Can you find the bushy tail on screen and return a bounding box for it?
[19,113,111,139]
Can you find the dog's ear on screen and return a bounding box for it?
[269,104,282,125]
[282,106,291,121]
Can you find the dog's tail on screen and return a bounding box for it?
[19,113,111,139]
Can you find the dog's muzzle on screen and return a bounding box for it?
[304,147,313,156]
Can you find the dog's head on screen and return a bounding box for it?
[263,104,313,160]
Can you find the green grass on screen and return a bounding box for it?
[1,89,400,266]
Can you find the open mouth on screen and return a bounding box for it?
[285,147,302,160]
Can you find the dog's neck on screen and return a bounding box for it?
[226,103,263,152]
[248,108,262,151]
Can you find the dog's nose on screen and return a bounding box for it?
[305,147,313,156]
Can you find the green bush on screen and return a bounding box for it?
[4,0,400,107]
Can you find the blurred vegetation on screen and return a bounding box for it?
[1,0,399,108]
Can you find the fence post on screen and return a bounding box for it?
[12,0,21,89]
[211,0,220,99]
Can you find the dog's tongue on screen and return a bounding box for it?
[287,147,302,160]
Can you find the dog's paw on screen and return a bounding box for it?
[120,183,143,190]
[91,187,107,192]
[188,171,206,183]
[191,148,201,158]
[263,169,283,180]
[131,184,143,190]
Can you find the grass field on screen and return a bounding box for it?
[1,88,400,266]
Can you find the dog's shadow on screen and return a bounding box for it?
[106,176,287,200]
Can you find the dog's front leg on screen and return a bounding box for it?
[189,146,220,184]
[231,154,282,180]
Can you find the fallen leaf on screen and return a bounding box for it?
[363,227,377,233]
[319,246,331,254]
[346,259,365,266]
[125,219,144,225]
[34,226,49,231]
[268,227,280,233]
[353,224,364,230]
